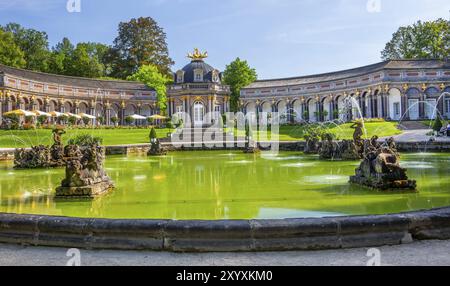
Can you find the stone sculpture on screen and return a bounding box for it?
[315,121,368,160]
[349,137,416,191]
[56,144,114,197]
[14,127,66,169]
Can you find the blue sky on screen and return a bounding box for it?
[0,0,449,79]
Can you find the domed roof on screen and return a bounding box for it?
[174,49,221,84]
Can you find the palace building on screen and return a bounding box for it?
[1,50,450,126]
[168,48,230,126]
[240,59,450,123]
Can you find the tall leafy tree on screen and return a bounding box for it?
[2,23,51,72]
[108,17,174,79]
[382,18,450,60]
[222,58,257,112]
[0,28,26,68]
[49,37,74,75]
[65,43,107,78]
[127,64,172,113]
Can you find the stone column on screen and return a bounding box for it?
[7,98,12,112]
[438,93,445,118]
[105,102,111,126]
[401,93,408,120]
[59,100,65,113]
[329,100,334,121]
[207,96,212,125]
[120,103,125,126]
[419,92,425,119]
[366,93,372,119]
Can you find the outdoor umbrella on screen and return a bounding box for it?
[32,110,52,117]
[148,114,169,120]
[130,114,147,120]
[49,111,67,118]
[79,113,96,119]
[65,113,82,119]
[3,109,36,117]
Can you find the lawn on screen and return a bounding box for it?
[236,121,402,142]
[0,128,172,148]
[0,122,402,148]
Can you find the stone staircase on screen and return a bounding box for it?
[168,127,237,143]
[397,121,429,131]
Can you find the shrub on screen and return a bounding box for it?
[97,116,105,125]
[67,134,103,146]
[149,128,157,142]
[82,117,91,126]
[68,116,77,126]
[25,116,34,124]
[303,111,309,120]
[432,116,443,132]
[4,114,20,130]
[111,117,119,126]
[125,116,135,125]
[37,115,48,126]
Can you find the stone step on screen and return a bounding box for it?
[398,121,429,130]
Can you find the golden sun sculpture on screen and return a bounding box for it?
[187,48,208,60]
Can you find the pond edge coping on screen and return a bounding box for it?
[0,206,449,252]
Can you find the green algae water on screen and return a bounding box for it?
[0,151,449,220]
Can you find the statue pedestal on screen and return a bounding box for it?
[349,175,416,191]
[56,181,114,198]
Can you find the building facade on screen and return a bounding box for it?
[0,63,158,125]
[0,49,231,127]
[168,49,230,126]
[240,60,450,123]
[2,56,450,127]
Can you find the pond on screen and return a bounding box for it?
[0,151,449,220]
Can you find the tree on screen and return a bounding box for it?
[222,58,257,112]
[127,64,171,113]
[65,43,108,78]
[382,18,450,61]
[2,23,51,72]
[108,17,174,79]
[0,29,26,68]
[48,37,74,75]
[149,128,157,142]
[432,116,443,133]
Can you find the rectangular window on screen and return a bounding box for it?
[445,99,450,114]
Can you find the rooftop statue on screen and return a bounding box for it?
[187,48,208,61]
